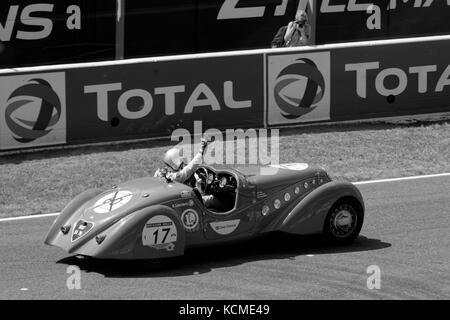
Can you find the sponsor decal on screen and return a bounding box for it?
[269,163,309,171]
[142,215,177,251]
[92,190,133,214]
[181,209,199,231]
[210,219,240,235]
[0,73,66,150]
[180,191,192,198]
[71,220,94,242]
[172,200,194,208]
[256,191,267,199]
[267,52,330,125]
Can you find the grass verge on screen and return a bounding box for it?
[1,121,449,218]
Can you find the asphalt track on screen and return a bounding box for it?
[1,175,449,300]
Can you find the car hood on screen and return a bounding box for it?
[55,177,190,243]
[45,177,193,252]
[81,177,190,223]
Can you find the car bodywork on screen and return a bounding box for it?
[45,163,364,260]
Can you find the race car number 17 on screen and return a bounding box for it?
[142,215,178,246]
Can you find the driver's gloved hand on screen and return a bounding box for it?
[200,138,208,154]
[194,173,203,191]
[155,167,172,182]
[154,168,167,178]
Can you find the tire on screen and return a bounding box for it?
[323,198,364,244]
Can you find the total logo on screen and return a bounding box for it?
[84,81,252,123]
[0,73,66,150]
[266,52,331,126]
[345,62,450,98]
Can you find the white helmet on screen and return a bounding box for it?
[163,147,186,171]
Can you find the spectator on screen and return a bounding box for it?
[271,9,311,48]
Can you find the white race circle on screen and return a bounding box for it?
[93,190,133,214]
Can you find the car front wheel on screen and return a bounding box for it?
[323,199,363,244]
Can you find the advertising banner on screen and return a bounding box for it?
[65,54,265,145]
[0,0,116,68]
[0,72,67,150]
[124,0,304,58]
[388,1,450,38]
[330,39,450,120]
[314,0,388,44]
[1,36,449,152]
[314,0,450,44]
[196,0,305,52]
[263,37,450,127]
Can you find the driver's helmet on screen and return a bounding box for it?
[163,147,186,171]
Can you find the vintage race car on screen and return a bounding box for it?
[45,163,365,260]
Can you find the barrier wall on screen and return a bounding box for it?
[0,35,449,151]
[66,55,265,145]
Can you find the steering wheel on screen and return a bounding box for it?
[194,167,209,194]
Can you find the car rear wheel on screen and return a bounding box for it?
[323,199,363,244]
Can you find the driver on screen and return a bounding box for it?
[154,139,220,209]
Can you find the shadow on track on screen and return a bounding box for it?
[56,233,391,278]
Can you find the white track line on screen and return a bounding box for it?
[1,172,449,223]
[0,212,59,222]
[353,172,450,185]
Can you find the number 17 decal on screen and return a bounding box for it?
[142,215,177,251]
[153,227,171,244]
